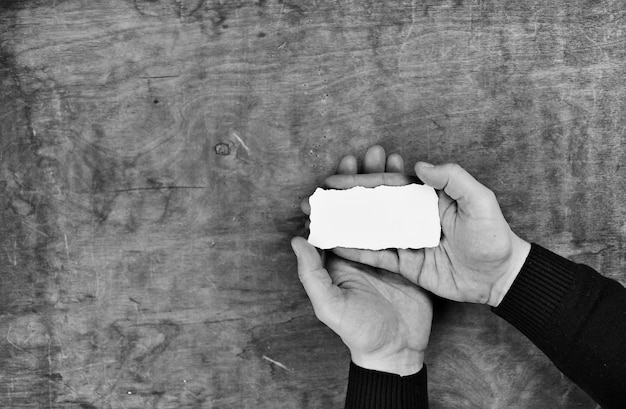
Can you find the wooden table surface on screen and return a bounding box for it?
[1,1,624,408]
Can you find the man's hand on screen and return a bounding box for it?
[293,145,433,376]
[324,147,531,307]
[291,238,432,375]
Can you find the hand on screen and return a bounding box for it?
[293,146,433,376]
[325,149,531,307]
[291,238,432,375]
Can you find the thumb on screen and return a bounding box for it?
[415,162,490,207]
[291,237,341,323]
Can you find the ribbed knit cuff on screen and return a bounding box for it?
[345,362,428,409]
[493,243,577,344]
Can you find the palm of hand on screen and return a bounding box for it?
[324,255,432,366]
[396,192,516,305]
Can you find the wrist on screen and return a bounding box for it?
[489,234,531,307]
[346,362,429,409]
[351,349,424,377]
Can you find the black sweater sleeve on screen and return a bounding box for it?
[345,362,428,409]
[493,243,626,409]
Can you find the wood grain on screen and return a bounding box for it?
[1,0,624,408]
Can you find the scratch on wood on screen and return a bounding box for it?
[20,220,49,238]
[110,186,209,193]
[579,29,620,62]
[47,335,53,409]
[57,360,117,374]
[6,324,33,356]
[276,1,284,30]
[401,0,417,50]
[231,131,251,156]
[9,378,13,405]
[5,248,14,266]
[64,233,70,261]
[262,355,293,373]
[137,75,181,79]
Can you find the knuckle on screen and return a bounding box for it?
[478,187,498,205]
[447,163,463,174]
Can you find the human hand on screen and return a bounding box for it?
[293,146,433,375]
[291,238,432,375]
[325,148,531,307]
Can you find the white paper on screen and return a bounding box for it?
[308,184,441,250]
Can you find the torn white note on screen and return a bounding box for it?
[308,184,441,250]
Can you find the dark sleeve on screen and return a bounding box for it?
[493,243,626,409]
[345,362,429,409]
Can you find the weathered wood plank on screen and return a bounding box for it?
[1,0,624,408]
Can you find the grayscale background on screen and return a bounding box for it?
[1,1,624,408]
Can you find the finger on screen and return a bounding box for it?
[386,153,404,173]
[337,155,358,174]
[414,162,490,209]
[363,145,386,173]
[303,155,357,215]
[324,173,418,189]
[436,190,456,226]
[291,237,342,322]
[301,197,311,215]
[332,247,400,273]
[324,252,364,280]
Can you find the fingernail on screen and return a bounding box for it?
[418,161,434,168]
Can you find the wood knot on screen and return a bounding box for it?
[214,143,231,156]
